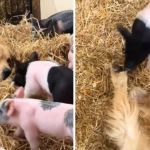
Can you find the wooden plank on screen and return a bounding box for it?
[32,0,41,19]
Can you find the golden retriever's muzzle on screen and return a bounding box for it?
[0,37,12,81]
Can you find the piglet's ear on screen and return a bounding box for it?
[29,51,39,62]
[13,58,24,73]
[4,100,15,116]
[117,25,131,41]
[13,58,22,67]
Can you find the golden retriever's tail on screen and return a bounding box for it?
[106,67,141,150]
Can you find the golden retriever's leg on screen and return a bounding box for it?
[106,66,142,150]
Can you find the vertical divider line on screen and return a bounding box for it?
[73,0,76,149]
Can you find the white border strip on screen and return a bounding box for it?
[73,0,76,149]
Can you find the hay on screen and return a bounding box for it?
[76,0,150,150]
[0,20,72,149]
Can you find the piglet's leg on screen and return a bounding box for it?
[47,94,53,101]
[14,126,25,139]
[24,81,40,98]
[24,127,39,150]
[14,87,24,98]
[24,87,33,98]
[68,62,73,70]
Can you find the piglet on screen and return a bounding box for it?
[68,35,74,70]
[0,98,73,150]
[117,3,150,71]
[13,52,73,104]
[31,10,73,37]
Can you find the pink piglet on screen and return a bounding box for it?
[0,98,73,150]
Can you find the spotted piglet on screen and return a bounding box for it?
[0,98,73,150]
[13,52,73,104]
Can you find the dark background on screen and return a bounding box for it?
[0,0,32,24]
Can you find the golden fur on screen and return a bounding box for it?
[106,68,150,150]
[130,87,150,116]
[0,37,11,81]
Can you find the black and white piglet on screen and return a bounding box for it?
[31,10,73,37]
[13,52,73,104]
[117,3,150,71]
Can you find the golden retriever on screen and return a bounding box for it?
[106,65,150,150]
[130,87,150,116]
[0,37,12,81]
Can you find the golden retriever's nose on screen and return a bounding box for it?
[3,68,11,80]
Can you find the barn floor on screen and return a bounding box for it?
[0,20,73,150]
[76,0,150,150]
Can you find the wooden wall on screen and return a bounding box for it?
[40,0,73,19]
[32,0,41,19]
[0,0,73,22]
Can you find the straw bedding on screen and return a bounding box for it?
[0,19,72,149]
[76,0,150,150]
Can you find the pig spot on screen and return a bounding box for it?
[40,101,60,110]
[64,109,73,133]
[57,20,64,33]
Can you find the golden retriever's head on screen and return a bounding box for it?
[0,43,12,81]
